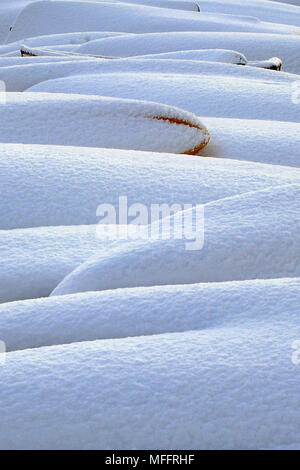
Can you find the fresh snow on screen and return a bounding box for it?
[0,31,131,55]
[26,71,300,122]
[133,48,248,64]
[6,1,298,43]
[0,92,210,153]
[195,0,300,27]
[3,56,298,93]
[65,0,201,12]
[0,325,299,449]
[0,224,135,303]
[3,143,300,230]
[199,117,300,167]
[0,1,35,43]
[73,31,300,74]
[0,0,299,451]
[51,185,300,295]
[1,278,299,351]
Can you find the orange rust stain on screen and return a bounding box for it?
[152,115,204,131]
[183,138,210,156]
[151,115,210,155]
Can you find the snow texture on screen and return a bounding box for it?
[74,31,300,74]
[65,0,201,12]
[2,56,297,92]
[0,224,135,303]
[0,92,210,154]
[0,31,130,55]
[1,143,300,230]
[193,0,300,27]
[134,48,248,64]
[199,117,300,167]
[52,185,300,295]
[0,324,299,449]
[1,278,299,352]
[6,1,298,44]
[0,0,299,451]
[26,71,300,122]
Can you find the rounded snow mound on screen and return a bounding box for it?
[51,184,300,296]
[0,92,210,154]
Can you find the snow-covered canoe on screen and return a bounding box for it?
[0,93,210,154]
[6,1,298,43]
[0,324,299,449]
[51,185,300,295]
[1,143,299,230]
[0,278,298,351]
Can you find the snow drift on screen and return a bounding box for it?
[74,31,300,74]
[0,224,136,303]
[52,185,300,295]
[1,278,299,352]
[199,117,300,167]
[0,31,131,55]
[6,1,298,43]
[194,0,300,27]
[0,93,210,154]
[2,56,296,92]
[68,0,201,12]
[0,325,299,449]
[134,48,248,64]
[1,143,300,230]
[26,71,300,123]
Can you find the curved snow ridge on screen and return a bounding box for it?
[0,224,138,304]
[0,327,299,449]
[18,43,249,65]
[193,0,300,27]
[2,143,300,230]
[133,48,248,64]
[6,0,298,44]
[2,55,297,93]
[0,31,131,55]
[73,31,300,74]
[0,92,210,154]
[1,278,299,352]
[150,114,210,154]
[51,184,300,296]
[26,72,300,123]
[0,0,30,44]
[198,117,300,167]
[62,0,201,13]
[0,56,91,66]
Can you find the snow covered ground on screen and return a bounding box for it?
[0,0,299,451]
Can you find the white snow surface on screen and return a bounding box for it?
[199,117,300,167]
[1,143,300,230]
[65,0,201,12]
[0,1,36,43]
[0,92,210,153]
[0,0,300,451]
[0,55,298,91]
[0,224,136,304]
[1,278,299,351]
[134,48,248,64]
[26,70,300,122]
[0,31,130,55]
[52,185,300,295]
[272,0,300,6]
[194,0,300,27]
[6,1,298,44]
[0,323,299,449]
[73,31,300,74]
[3,56,298,92]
